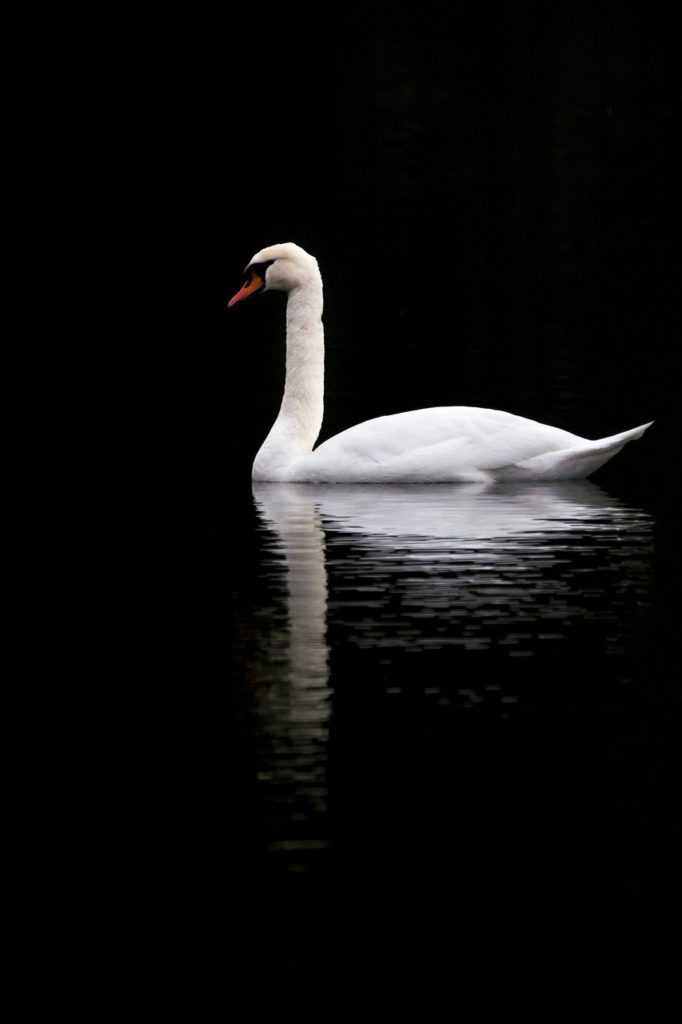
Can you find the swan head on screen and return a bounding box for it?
[228,242,320,307]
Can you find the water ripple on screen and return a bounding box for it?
[248,481,654,870]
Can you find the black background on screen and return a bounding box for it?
[59,1,677,470]
[32,0,682,1016]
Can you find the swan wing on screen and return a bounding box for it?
[289,407,589,482]
[497,421,653,481]
[287,408,652,482]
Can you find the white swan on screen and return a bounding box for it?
[228,242,652,483]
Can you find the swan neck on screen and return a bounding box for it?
[282,280,324,418]
[252,276,324,480]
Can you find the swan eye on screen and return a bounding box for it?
[245,259,275,278]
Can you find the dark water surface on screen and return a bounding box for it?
[50,467,671,1014]
[36,457,679,1015]
[251,479,655,865]
[225,482,672,1008]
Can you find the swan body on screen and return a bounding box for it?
[228,242,652,483]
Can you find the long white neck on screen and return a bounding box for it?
[252,275,324,481]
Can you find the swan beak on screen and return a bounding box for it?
[227,269,266,307]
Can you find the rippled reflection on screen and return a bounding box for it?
[251,481,653,870]
[251,484,332,871]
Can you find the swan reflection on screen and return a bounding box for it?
[250,481,653,870]
[257,478,646,541]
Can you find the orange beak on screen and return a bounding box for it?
[227,269,266,307]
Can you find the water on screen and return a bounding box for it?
[251,481,653,866]
[190,479,673,1012]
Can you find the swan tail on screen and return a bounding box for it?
[497,421,654,481]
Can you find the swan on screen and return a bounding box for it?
[228,242,652,483]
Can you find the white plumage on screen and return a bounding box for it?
[228,242,652,483]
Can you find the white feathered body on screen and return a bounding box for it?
[256,405,650,483]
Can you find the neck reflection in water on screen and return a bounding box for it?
[251,481,653,872]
